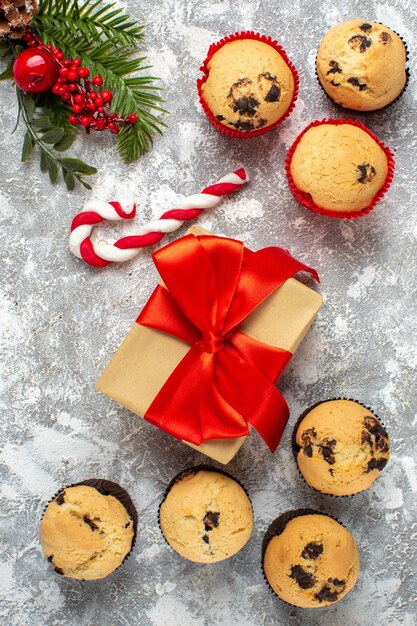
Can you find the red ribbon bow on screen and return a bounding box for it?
[138,235,319,452]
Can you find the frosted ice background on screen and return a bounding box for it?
[0,0,416,624]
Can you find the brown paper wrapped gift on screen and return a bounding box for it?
[96,227,323,464]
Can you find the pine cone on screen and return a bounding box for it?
[0,0,37,39]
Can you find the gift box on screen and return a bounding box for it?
[96,227,323,464]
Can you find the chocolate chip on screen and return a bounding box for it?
[256,118,267,128]
[124,521,131,528]
[265,84,281,103]
[304,444,313,458]
[83,515,99,531]
[47,555,54,562]
[348,35,372,53]
[319,439,336,465]
[55,491,65,506]
[202,534,210,544]
[301,542,323,560]
[377,458,388,471]
[367,458,378,472]
[216,114,225,121]
[289,565,316,589]
[380,31,392,44]
[357,164,376,183]
[315,586,339,602]
[348,77,368,91]
[329,578,345,587]
[330,80,341,87]
[54,566,64,576]
[203,511,220,531]
[233,96,259,117]
[233,120,254,132]
[329,468,334,476]
[360,23,373,32]
[362,430,372,445]
[327,60,342,75]
[364,416,388,439]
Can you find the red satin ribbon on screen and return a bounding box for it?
[137,235,319,452]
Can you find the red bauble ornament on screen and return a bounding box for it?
[13,48,58,94]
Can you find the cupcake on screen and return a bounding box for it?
[262,510,360,608]
[286,119,394,218]
[292,399,390,496]
[316,20,408,112]
[40,479,137,580]
[159,466,253,563]
[197,32,298,138]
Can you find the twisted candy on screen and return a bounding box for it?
[69,168,250,267]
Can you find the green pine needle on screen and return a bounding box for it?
[32,0,166,162]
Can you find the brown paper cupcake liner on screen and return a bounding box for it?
[158,464,253,550]
[41,478,138,578]
[197,31,299,139]
[291,398,390,497]
[285,118,395,219]
[315,27,410,115]
[261,509,351,605]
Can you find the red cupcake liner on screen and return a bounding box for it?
[285,118,395,219]
[197,31,299,139]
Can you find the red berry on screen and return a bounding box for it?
[80,116,90,126]
[56,51,64,60]
[89,91,97,100]
[68,115,77,124]
[107,121,116,130]
[13,48,58,93]
[62,93,71,101]
[63,59,71,66]
[97,106,104,113]
[92,75,103,86]
[95,119,106,130]
[46,44,53,51]
[94,97,103,107]
[58,85,67,96]
[72,104,82,114]
[72,58,81,67]
[51,84,61,95]
[100,90,112,103]
[28,39,37,47]
[74,94,84,104]
[128,113,138,124]
[68,83,77,92]
[59,67,69,77]
[78,67,89,78]
[37,45,43,50]
[67,71,77,82]
[87,102,96,111]
[23,33,32,42]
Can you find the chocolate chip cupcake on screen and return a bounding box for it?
[198,32,298,138]
[40,479,137,580]
[316,20,408,112]
[286,119,394,218]
[159,467,253,563]
[262,510,360,608]
[292,399,390,496]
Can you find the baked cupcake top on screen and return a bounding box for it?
[201,37,296,134]
[159,469,253,563]
[289,121,389,213]
[316,20,407,111]
[294,400,390,496]
[263,512,360,608]
[40,485,135,580]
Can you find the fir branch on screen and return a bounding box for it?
[33,0,145,51]
[32,0,166,161]
[17,89,97,189]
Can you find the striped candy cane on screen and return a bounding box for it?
[69,168,250,268]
